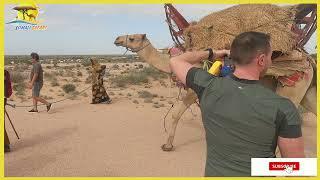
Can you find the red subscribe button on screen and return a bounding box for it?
[269,162,300,171]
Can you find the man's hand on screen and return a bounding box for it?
[27,82,33,89]
[169,47,183,57]
[214,49,230,59]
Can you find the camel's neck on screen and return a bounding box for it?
[136,40,171,74]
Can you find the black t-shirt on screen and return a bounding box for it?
[186,67,302,176]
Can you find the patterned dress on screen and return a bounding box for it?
[91,59,111,104]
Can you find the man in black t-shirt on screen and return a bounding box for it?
[169,31,304,176]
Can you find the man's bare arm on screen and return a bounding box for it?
[278,136,305,157]
[169,51,208,85]
[28,73,38,89]
[31,73,38,85]
[169,50,229,85]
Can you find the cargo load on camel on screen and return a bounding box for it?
[180,4,316,85]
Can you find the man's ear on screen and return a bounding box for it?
[257,54,266,66]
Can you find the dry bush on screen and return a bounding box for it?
[85,75,92,84]
[72,77,82,82]
[13,83,26,95]
[81,60,91,67]
[110,71,148,87]
[110,67,166,87]
[77,71,83,76]
[11,72,27,83]
[62,84,76,93]
[44,72,55,80]
[51,79,60,87]
[153,104,160,108]
[138,90,153,99]
[64,70,75,77]
[144,98,153,103]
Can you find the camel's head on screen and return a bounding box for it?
[90,58,106,73]
[114,34,147,51]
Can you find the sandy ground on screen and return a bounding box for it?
[4,62,317,177]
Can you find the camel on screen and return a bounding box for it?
[114,34,317,151]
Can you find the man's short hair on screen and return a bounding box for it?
[230,31,271,65]
[30,52,39,61]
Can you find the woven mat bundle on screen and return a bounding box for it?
[183,4,298,53]
[182,4,313,77]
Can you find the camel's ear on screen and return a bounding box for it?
[142,34,146,40]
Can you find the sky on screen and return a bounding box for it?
[4,4,317,55]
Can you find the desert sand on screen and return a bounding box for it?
[4,61,316,176]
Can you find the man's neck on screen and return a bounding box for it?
[233,66,260,80]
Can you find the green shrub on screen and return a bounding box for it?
[140,67,167,80]
[72,77,81,82]
[109,67,167,87]
[144,98,153,103]
[51,80,59,87]
[81,60,91,67]
[13,83,25,91]
[44,72,55,80]
[110,73,148,87]
[64,71,75,77]
[85,75,92,84]
[13,82,26,95]
[62,84,76,93]
[77,71,83,76]
[11,72,26,83]
[53,70,64,76]
[138,90,153,99]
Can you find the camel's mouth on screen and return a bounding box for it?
[114,41,123,46]
[114,36,124,46]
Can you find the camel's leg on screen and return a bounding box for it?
[276,66,313,108]
[300,86,317,115]
[161,89,198,151]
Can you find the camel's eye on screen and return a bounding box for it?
[129,38,134,41]
[271,51,282,60]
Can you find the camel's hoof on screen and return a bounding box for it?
[161,144,174,151]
